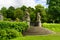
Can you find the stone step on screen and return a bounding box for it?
[22,27,55,35]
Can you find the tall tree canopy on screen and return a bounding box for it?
[6,6,15,20]
[20,5,27,11]
[1,7,7,17]
[14,8,24,21]
[47,0,60,23]
[35,4,47,22]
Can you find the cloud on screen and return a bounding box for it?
[17,0,36,8]
[35,0,46,3]
[35,0,48,8]
[0,0,47,9]
[0,0,17,9]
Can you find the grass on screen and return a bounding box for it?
[43,23,60,32]
[11,34,60,40]
[11,23,60,40]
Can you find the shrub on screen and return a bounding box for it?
[0,30,7,40]
[0,21,28,32]
[6,29,21,39]
[0,21,28,40]
[0,29,22,40]
[3,18,11,21]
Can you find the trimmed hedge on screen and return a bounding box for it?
[0,21,28,40]
[0,29,22,40]
[0,21,28,32]
[43,23,60,32]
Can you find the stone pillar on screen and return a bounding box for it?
[25,9,30,28]
[37,12,41,27]
[0,14,3,21]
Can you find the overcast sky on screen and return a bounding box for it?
[0,0,47,9]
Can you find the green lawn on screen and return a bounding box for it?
[11,23,60,40]
[11,34,60,40]
[43,23,60,32]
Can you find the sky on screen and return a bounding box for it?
[0,0,47,9]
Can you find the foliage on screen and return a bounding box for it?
[35,4,44,12]
[30,12,36,22]
[0,21,28,32]
[20,5,27,11]
[1,4,60,23]
[27,7,35,22]
[0,29,22,40]
[6,29,21,39]
[27,7,34,13]
[14,8,24,21]
[12,23,60,40]
[47,0,60,23]
[35,4,47,23]
[3,18,11,21]
[1,7,7,17]
[15,18,20,22]
[0,30,7,40]
[0,21,28,40]
[6,6,15,20]
[0,5,48,23]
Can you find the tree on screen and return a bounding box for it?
[6,6,15,20]
[20,5,27,11]
[27,7,34,13]
[35,4,47,23]
[47,0,60,23]
[1,7,7,17]
[14,8,24,21]
[30,11,36,22]
[27,7,35,22]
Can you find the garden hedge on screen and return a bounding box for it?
[0,21,28,32]
[0,21,28,40]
